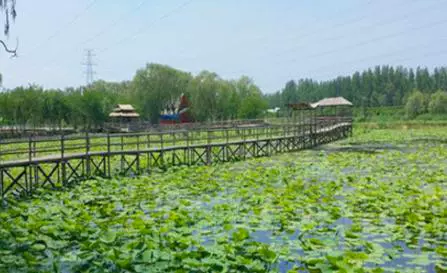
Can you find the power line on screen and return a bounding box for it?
[290,36,447,81]
[304,48,447,82]
[39,0,151,73]
[180,0,377,62]
[271,0,447,59]
[180,0,439,64]
[98,0,194,55]
[40,0,193,74]
[80,0,150,46]
[291,18,447,63]
[23,0,99,58]
[302,36,447,78]
[221,12,447,78]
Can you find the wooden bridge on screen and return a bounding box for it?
[0,117,352,203]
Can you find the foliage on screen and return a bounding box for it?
[131,64,192,123]
[2,64,447,129]
[428,90,447,114]
[265,65,447,109]
[0,128,446,272]
[0,64,267,128]
[405,90,426,118]
[0,84,121,130]
[235,76,267,119]
[353,106,406,123]
[187,71,223,121]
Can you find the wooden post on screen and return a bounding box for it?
[107,133,111,178]
[146,134,151,174]
[224,129,229,162]
[136,135,140,151]
[135,134,140,173]
[28,136,33,163]
[61,134,66,185]
[120,134,124,172]
[27,136,32,194]
[160,133,164,149]
[266,127,270,156]
[206,130,211,165]
[185,131,189,166]
[242,128,246,159]
[86,132,91,178]
[32,137,36,157]
[283,124,286,152]
[316,109,319,138]
[160,133,164,167]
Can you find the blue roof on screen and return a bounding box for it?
[159,114,179,120]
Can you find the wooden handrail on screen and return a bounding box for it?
[0,120,352,163]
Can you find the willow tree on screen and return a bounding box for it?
[0,0,18,56]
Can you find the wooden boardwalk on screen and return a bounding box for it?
[0,120,352,202]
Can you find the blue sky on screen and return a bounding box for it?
[1,0,447,93]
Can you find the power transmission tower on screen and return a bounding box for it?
[82,49,96,88]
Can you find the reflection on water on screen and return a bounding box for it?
[190,140,445,272]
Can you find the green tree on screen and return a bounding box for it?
[234,76,267,119]
[405,90,426,118]
[187,71,221,122]
[238,92,267,119]
[131,63,192,123]
[282,80,298,104]
[428,90,447,114]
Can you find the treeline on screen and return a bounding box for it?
[0,64,267,129]
[1,64,446,130]
[265,66,447,109]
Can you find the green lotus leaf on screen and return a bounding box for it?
[232,228,250,242]
[99,230,117,244]
[31,240,47,251]
[1,255,17,264]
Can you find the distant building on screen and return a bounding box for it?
[109,104,140,123]
[310,97,353,108]
[159,94,192,124]
[267,107,280,114]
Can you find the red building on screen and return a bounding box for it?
[159,94,192,125]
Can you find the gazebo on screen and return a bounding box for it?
[285,96,353,136]
[286,102,317,141]
[109,104,140,124]
[286,102,316,125]
[312,97,353,128]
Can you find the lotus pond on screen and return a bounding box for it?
[0,128,446,273]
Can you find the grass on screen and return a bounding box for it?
[353,106,447,124]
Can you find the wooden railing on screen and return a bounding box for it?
[0,122,319,164]
[1,118,354,164]
[0,119,353,202]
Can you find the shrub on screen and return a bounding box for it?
[405,90,426,119]
[428,90,447,114]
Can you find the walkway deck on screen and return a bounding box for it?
[0,121,352,202]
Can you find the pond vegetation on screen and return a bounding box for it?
[0,128,446,272]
